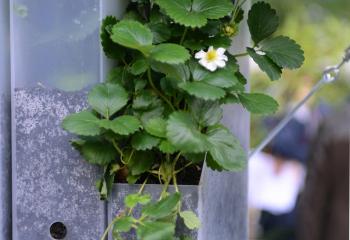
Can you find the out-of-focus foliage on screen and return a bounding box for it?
[251,0,350,147]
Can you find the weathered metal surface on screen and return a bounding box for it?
[0,0,11,239]
[108,184,199,240]
[198,3,250,240]
[13,88,105,240]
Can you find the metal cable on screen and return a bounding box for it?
[249,46,350,159]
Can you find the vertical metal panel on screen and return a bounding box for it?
[198,4,250,240]
[10,0,121,239]
[0,0,11,239]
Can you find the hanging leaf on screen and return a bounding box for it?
[131,132,161,150]
[144,117,167,138]
[248,2,279,44]
[166,112,209,153]
[100,16,125,60]
[247,48,282,81]
[79,140,118,166]
[62,111,101,136]
[127,151,155,176]
[137,221,175,240]
[260,36,304,69]
[142,192,181,219]
[179,211,201,230]
[238,93,279,114]
[206,125,246,171]
[150,43,190,64]
[159,140,177,154]
[151,61,190,82]
[129,59,149,75]
[154,0,234,28]
[179,82,226,101]
[124,193,152,209]
[88,83,129,117]
[113,216,134,234]
[98,116,141,135]
[111,20,154,55]
[189,99,223,127]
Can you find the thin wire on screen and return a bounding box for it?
[249,46,350,159]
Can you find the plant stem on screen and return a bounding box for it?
[100,217,119,240]
[175,161,194,174]
[232,52,249,58]
[180,27,188,45]
[147,68,175,111]
[112,139,124,159]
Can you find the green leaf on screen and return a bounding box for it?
[260,36,304,69]
[80,141,117,165]
[137,221,175,240]
[151,61,190,82]
[113,216,134,234]
[167,112,209,153]
[142,192,181,219]
[148,22,172,44]
[100,16,125,60]
[111,20,153,55]
[124,193,152,208]
[247,48,282,81]
[150,43,190,64]
[238,93,279,114]
[98,116,141,135]
[248,2,279,44]
[189,99,222,127]
[190,62,239,89]
[154,0,234,28]
[131,132,161,150]
[179,211,201,230]
[159,140,177,154]
[62,111,101,136]
[129,59,148,75]
[179,82,226,101]
[88,83,128,117]
[127,151,155,175]
[144,118,167,138]
[207,125,246,171]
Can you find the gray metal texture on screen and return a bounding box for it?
[13,88,105,239]
[108,184,199,240]
[0,0,11,239]
[198,3,250,240]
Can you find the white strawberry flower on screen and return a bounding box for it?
[195,46,228,72]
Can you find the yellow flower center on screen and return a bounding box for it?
[206,50,218,62]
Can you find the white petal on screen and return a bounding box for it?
[218,54,228,61]
[199,58,209,67]
[215,60,226,68]
[206,62,218,72]
[195,50,206,59]
[208,46,214,52]
[217,48,226,55]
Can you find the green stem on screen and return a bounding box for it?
[128,176,149,215]
[112,139,124,159]
[100,217,119,240]
[175,161,194,174]
[147,68,175,111]
[180,27,188,45]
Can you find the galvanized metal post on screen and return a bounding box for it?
[10,1,125,239]
[0,0,12,239]
[198,4,250,240]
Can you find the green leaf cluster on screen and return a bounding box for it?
[61,1,305,239]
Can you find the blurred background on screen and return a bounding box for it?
[248,0,349,239]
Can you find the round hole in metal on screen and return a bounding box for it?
[49,222,67,239]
